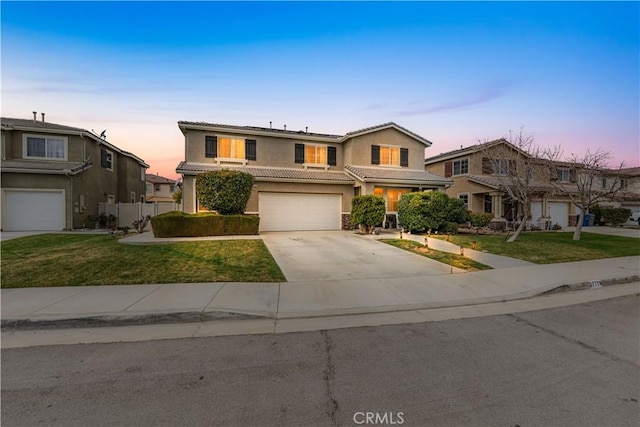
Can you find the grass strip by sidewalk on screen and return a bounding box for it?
[431,232,640,264]
[380,239,492,272]
[1,234,286,288]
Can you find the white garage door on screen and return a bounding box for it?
[5,191,65,231]
[259,193,341,232]
[530,202,543,220]
[548,202,569,227]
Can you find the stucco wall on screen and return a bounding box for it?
[344,128,426,169]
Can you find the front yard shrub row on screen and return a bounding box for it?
[151,211,259,237]
[600,208,631,227]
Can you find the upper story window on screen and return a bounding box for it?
[205,136,256,163]
[23,134,67,160]
[444,158,469,177]
[154,184,161,191]
[295,143,337,167]
[371,145,408,167]
[556,168,571,182]
[101,148,113,171]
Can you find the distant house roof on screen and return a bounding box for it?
[176,162,355,184]
[146,173,175,184]
[178,121,433,146]
[344,165,452,186]
[423,138,532,164]
[1,117,149,168]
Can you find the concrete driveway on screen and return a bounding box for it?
[261,231,462,281]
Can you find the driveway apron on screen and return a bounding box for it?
[261,231,462,282]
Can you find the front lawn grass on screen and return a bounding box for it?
[1,234,286,288]
[380,239,492,272]
[431,232,640,264]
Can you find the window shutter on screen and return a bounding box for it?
[444,161,452,177]
[400,148,409,167]
[205,136,217,158]
[295,143,305,163]
[327,146,337,166]
[482,157,492,174]
[245,139,257,161]
[371,145,380,165]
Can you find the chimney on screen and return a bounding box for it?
[269,121,272,129]
[284,124,287,131]
[41,113,45,122]
[33,111,37,122]
[305,126,308,133]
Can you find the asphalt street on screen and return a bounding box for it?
[2,295,639,427]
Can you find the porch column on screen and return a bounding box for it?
[492,194,503,218]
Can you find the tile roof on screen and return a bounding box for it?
[1,159,92,175]
[1,117,86,133]
[176,162,355,183]
[146,173,176,184]
[467,175,556,191]
[424,138,511,164]
[344,165,452,184]
[178,121,342,139]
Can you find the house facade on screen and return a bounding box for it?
[1,116,148,231]
[424,140,581,228]
[146,173,178,203]
[176,121,451,231]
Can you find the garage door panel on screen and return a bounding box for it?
[6,191,64,231]
[259,193,341,232]
[548,202,569,227]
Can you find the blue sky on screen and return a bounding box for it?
[2,1,638,179]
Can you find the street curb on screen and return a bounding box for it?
[2,277,638,331]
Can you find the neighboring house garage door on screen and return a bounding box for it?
[259,192,341,232]
[548,202,569,227]
[5,190,65,231]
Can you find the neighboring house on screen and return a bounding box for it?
[146,173,178,202]
[599,167,640,212]
[176,121,451,231]
[424,139,581,228]
[1,115,148,231]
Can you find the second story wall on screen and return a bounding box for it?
[344,128,426,169]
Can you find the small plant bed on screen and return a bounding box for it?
[151,211,259,237]
[429,232,640,264]
[380,239,492,272]
[1,234,285,288]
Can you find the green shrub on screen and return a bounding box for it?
[590,204,603,225]
[469,212,494,230]
[196,170,254,215]
[440,222,459,234]
[151,211,259,237]
[601,208,631,227]
[351,195,386,234]
[397,191,466,233]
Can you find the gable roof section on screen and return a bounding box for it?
[178,121,433,146]
[424,138,531,165]
[146,173,175,184]
[1,117,148,168]
[345,165,452,186]
[343,122,433,147]
[176,162,355,184]
[0,159,92,175]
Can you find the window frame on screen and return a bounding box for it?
[557,168,571,182]
[458,193,470,210]
[22,134,68,161]
[304,144,328,166]
[452,158,469,176]
[216,135,246,161]
[379,145,402,167]
[101,148,114,171]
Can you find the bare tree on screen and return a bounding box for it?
[479,128,546,242]
[542,148,625,240]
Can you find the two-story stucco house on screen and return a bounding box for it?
[1,115,148,231]
[176,121,451,231]
[145,173,178,203]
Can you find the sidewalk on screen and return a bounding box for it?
[2,256,638,329]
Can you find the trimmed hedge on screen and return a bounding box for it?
[151,211,260,237]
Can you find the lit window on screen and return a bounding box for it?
[305,145,327,164]
[218,137,245,159]
[24,135,66,160]
[374,187,384,197]
[380,146,400,166]
[453,159,469,175]
[386,189,408,211]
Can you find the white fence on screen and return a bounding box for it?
[98,202,181,231]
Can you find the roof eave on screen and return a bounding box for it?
[178,122,342,143]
